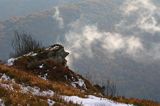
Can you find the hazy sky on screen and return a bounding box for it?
[0,0,78,21]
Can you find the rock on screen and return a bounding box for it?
[7,44,97,91]
[46,44,69,65]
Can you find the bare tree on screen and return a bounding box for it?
[105,80,117,97]
[10,31,42,57]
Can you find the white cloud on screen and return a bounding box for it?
[52,6,64,28]
[126,36,143,54]
[102,33,125,52]
[65,25,144,67]
[102,32,143,55]
[138,15,160,33]
[66,25,101,59]
[122,0,156,15]
[121,0,160,33]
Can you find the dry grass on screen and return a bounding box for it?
[109,96,160,106]
[0,64,83,105]
[0,87,80,106]
[1,64,159,106]
[0,64,86,97]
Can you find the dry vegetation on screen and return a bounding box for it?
[0,63,160,106]
[108,96,160,106]
[0,64,82,105]
[0,87,79,106]
[0,64,87,97]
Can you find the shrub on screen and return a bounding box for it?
[105,80,117,98]
[10,31,42,57]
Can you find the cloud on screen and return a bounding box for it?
[138,15,160,33]
[65,25,144,66]
[120,0,160,33]
[52,6,64,28]
[66,25,102,59]
[123,0,156,14]
[126,36,143,54]
[102,32,143,55]
[102,33,125,52]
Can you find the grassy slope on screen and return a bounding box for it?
[0,64,83,106]
[0,64,160,106]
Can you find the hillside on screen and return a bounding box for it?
[0,44,159,106]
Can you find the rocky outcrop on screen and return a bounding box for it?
[7,44,95,91]
[45,44,69,65]
[9,44,69,68]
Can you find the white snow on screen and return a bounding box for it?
[48,99,55,106]
[63,95,134,106]
[0,73,54,97]
[0,99,5,106]
[7,52,38,66]
[20,86,54,97]
[0,74,11,81]
[0,73,134,106]
[39,64,44,69]
[7,58,17,66]
[52,45,60,50]
[46,45,60,51]
[31,53,37,56]
[39,73,48,80]
[71,83,77,88]
[0,73,14,90]
[71,78,87,89]
[0,83,14,91]
[24,52,37,57]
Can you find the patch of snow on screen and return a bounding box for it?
[46,45,60,51]
[20,86,54,97]
[45,47,50,50]
[24,52,37,56]
[7,58,17,66]
[63,95,134,106]
[0,74,13,91]
[39,64,44,69]
[52,45,60,50]
[31,53,37,56]
[71,83,77,88]
[0,99,5,106]
[0,73,54,97]
[7,51,38,66]
[0,74,10,81]
[0,83,14,91]
[71,78,87,89]
[48,99,55,106]
[39,73,48,80]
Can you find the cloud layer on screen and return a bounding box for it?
[65,25,144,67]
[52,7,64,28]
[121,0,160,33]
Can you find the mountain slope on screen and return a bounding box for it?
[0,44,159,106]
[0,45,133,106]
